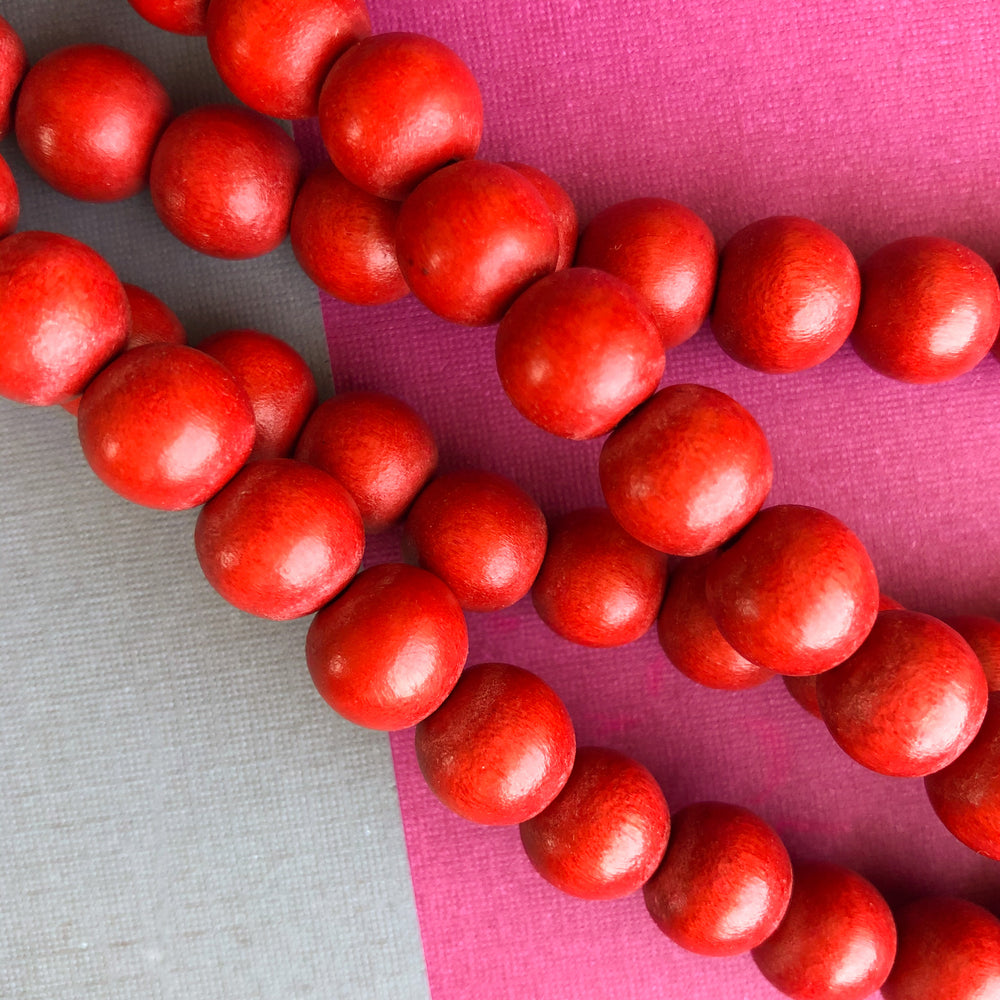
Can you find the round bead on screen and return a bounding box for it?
[415,662,576,825]
[0,152,19,238]
[77,343,255,510]
[126,0,210,34]
[404,470,547,613]
[194,458,364,620]
[575,197,717,350]
[817,610,988,777]
[852,237,1000,383]
[532,507,669,647]
[306,563,469,731]
[206,0,370,120]
[520,746,669,901]
[503,162,578,270]
[711,216,861,373]
[198,328,317,460]
[946,614,1000,691]
[122,284,186,349]
[0,15,29,139]
[15,44,171,202]
[150,105,302,260]
[294,391,438,533]
[396,160,559,326]
[495,267,664,439]
[643,801,792,956]
[751,862,896,1000]
[599,383,773,555]
[0,231,129,406]
[706,504,880,675]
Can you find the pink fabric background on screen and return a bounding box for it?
[305,0,1000,996]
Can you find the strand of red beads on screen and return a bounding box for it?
[2,3,1000,998]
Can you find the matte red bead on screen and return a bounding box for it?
[150,105,302,260]
[643,802,792,957]
[946,614,1000,691]
[415,662,576,825]
[397,160,559,326]
[404,470,547,613]
[852,237,1000,383]
[576,197,717,351]
[0,231,129,406]
[294,391,438,533]
[77,343,255,510]
[318,32,483,200]
[817,610,988,778]
[503,162,578,270]
[127,0,210,35]
[599,384,773,555]
[711,216,861,373]
[306,563,469,731]
[122,284,186,349]
[706,504,880,676]
[206,0,370,120]
[198,328,317,460]
[15,45,171,202]
[495,267,664,439]
[194,458,363,620]
[0,153,19,237]
[520,746,669,901]
[751,862,896,1000]
[0,15,28,139]
[532,507,669,648]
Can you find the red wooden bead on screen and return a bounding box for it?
[404,470,547,613]
[415,662,576,825]
[194,458,363,620]
[198,328,317,460]
[575,197,717,351]
[945,614,1000,691]
[599,384,773,555]
[817,610,988,778]
[127,0,210,35]
[852,237,1000,383]
[290,164,408,306]
[881,897,1000,1000]
[0,152,19,238]
[150,105,302,260]
[15,45,171,203]
[520,746,669,901]
[0,15,28,139]
[0,231,129,406]
[318,32,483,200]
[306,563,469,731]
[643,801,792,957]
[658,555,774,690]
[706,505,880,676]
[206,0,370,120]
[294,391,438,533]
[751,862,896,1000]
[503,162,578,270]
[532,507,669,648]
[711,216,861,373]
[122,283,186,349]
[77,343,255,510]
[397,160,559,326]
[495,267,664,439]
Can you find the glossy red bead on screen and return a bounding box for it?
[706,504,880,676]
[495,267,664,439]
[946,614,1000,691]
[532,507,669,648]
[520,746,669,901]
[576,197,717,351]
[0,231,129,406]
[290,164,407,306]
[77,343,255,510]
[503,162,578,270]
[711,216,861,373]
[817,610,988,777]
[150,105,302,260]
[294,391,438,533]
[404,470,547,613]
[0,153,19,238]
[305,563,469,731]
[415,662,576,825]
[397,160,559,326]
[127,0,210,35]
[852,237,1000,383]
[599,383,773,555]
[751,862,896,1000]
[15,45,171,202]
[0,15,28,139]
[206,0,370,120]
[643,802,792,957]
[122,283,186,349]
[198,328,317,460]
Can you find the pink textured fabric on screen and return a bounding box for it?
[303,0,1000,995]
